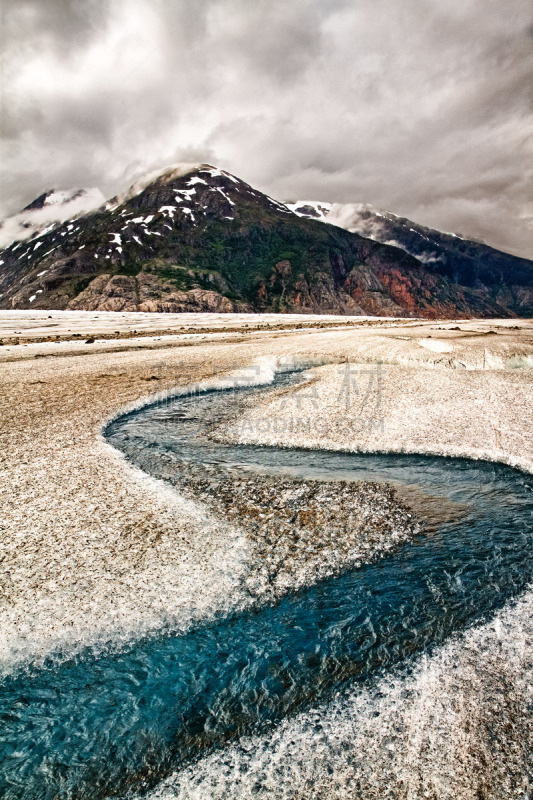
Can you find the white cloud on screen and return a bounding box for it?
[1,0,532,257]
[0,188,106,249]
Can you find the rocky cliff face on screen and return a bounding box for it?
[68,273,248,313]
[0,164,524,318]
[288,201,533,317]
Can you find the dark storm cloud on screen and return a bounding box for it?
[1,0,531,256]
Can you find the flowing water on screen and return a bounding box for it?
[1,371,532,799]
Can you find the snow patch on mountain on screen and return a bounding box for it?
[0,188,105,249]
[286,201,333,221]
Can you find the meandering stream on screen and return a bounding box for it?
[1,369,531,799]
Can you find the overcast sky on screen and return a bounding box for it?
[1,0,532,257]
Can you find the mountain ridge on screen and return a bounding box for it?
[288,200,533,316]
[0,164,529,318]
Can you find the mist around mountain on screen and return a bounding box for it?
[0,164,530,318]
[0,188,106,250]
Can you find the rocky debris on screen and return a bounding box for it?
[171,470,418,600]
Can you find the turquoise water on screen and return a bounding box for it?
[1,377,532,799]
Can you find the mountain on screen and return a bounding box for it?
[0,164,526,318]
[287,201,533,317]
[0,188,106,250]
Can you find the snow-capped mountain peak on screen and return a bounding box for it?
[105,163,204,210]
